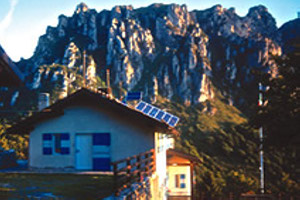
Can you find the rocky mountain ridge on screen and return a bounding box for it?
[9,3,287,110]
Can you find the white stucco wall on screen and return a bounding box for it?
[29,105,154,168]
[167,165,191,196]
[154,133,174,200]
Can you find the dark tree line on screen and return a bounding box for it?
[255,53,300,148]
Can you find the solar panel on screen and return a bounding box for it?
[149,107,159,117]
[135,100,180,127]
[156,111,165,120]
[169,116,179,127]
[163,113,172,123]
[143,105,152,114]
[136,101,146,111]
[127,92,142,101]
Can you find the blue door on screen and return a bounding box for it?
[92,133,111,171]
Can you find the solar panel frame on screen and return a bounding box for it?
[149,107,159,117]
[136,101,146,111]
[134,100,180,127]
[143,105,152,114]
[155,110,165,120]
[168,116,179,127]
[163,113,172,123]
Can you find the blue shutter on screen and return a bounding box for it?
[43,134,52,155]
[60,133,70,140]
[93,133,110,146]
[180,174,186,188]
[43,134,52,140]
[93,158,111,171]
[60,133,70,155]
[92,133,110,171]
[60,148,70,154]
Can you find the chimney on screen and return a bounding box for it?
[38,93,50,111]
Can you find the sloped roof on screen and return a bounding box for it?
[0,45,24,86]
[167,149,201,165]
[6,88,179,136]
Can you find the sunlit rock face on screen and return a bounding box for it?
[17,3,285,109]
[191,4,281,107]
[106,6,156,91]
[63,42,81,68]
[86,55,97,89]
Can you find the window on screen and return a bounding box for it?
[42,133,70,155]
[175,174,186,188]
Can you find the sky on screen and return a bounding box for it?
[0,0,299,61]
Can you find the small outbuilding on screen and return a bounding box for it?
[167,149,200,200]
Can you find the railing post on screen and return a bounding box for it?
[113,163,118,196]
[137,154,141,182]
[111,149,155,197]
[126,158,131,187]
[144,152,149,177]
[152,149,156,173]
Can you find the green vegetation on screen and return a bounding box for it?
[0,173,113,199]
[255,53,300,148]
[0,122,28,159]
[155,86,299,197]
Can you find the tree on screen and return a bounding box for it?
[256,53,300,147]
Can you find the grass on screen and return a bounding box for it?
[0,173,114,200]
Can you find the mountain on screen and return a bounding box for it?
[15,3,282,108]
[1,3,299,197]
[278,18,300,54]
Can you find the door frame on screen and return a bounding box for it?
[75,133,93,170]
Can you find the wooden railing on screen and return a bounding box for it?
[111,149,156,196]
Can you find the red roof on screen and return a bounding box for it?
[167,149,201,164]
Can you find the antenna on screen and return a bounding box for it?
[83,50,87,88]
[106,69,110,88]
[258,82,265,194]
[106,69,112,95]
[119,81,123,100]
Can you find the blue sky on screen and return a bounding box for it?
[0,0,299,61]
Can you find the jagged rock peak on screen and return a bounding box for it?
[75,2,89,14]
[113,5,133,12]
[248,5,268,15]
[247,5,276,25]
[246,5,277,38]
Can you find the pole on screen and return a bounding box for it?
[258,82,265,194]
[106,69,112,95]
[83,50,86,88]
[106,69,110,88]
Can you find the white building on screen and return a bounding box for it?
[8,88,178,171]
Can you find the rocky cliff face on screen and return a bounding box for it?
[278,18,300,54]
[191,5,282,107]
[14,2,285,109]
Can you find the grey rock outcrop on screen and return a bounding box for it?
[15,3,286,109]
